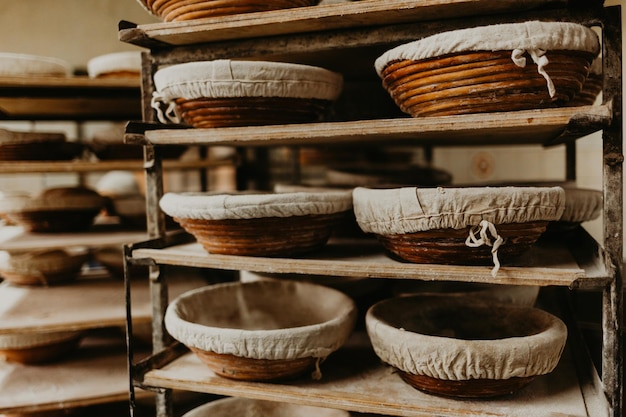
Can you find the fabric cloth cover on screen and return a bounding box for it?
[366,296,567,381]
[0,52,71,77]
[164,280,357,360]
[87,51,141,78]
[160,190,352,220]
[560,187,602,223]
[353,186,565,235]
[152,60,343,123]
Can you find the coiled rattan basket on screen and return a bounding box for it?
[138,0,320,22]
[380,50,595,117]
[375,21,600,117]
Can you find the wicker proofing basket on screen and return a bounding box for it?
[165,280,357,381]
[144,0,320,22]
[366,296,567,398]
[380,50,596,117]
[377,220,549,265]
[174,212,348,256]
[175,96,330,128]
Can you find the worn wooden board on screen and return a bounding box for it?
[0,76,140,120]
[141,332,606,417]
[140,105,610,148]
[120,0,566,47]
[130,236,608,288]
[0,274,209,334]
[0,332,149,413]
[0,226,148,251]
[0,158,234,174]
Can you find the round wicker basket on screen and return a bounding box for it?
[380,50,595,117]
[139,0,320,22]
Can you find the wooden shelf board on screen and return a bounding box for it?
[0,274,208,334]
[120,0,566,47]
[140,332,607,417]
[130,236,609,289]
[0,226,148,251]
[0,333,149,414]
[0,76,140,120]
[138,105,610,148]
[0,157,235,174]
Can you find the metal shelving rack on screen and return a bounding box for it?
[121,1,623,416]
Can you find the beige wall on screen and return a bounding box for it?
[0,0,158,71]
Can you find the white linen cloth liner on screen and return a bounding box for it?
[0,330,82,349]
[374,21,600,98]
[353,186,565,234]
[353,186,565,276]
[152,59,344,123]
[165,281,357,362]
[366,299,568,381]
[87,51,141,78]
[159,190,352,220]
[560,187,602,223]
[0,52,72,77]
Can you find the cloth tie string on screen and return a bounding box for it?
[511,48,556,98]
[151,92,181,124]
[465,220,505,277]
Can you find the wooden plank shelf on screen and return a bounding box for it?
[130,230,610,290]
[0,157,235,174]
[139,331,608,417]
[0,76,140,121]
[0,274,208,334]
[0,226,149,251]
[127,105,611,149]
[0,331,150,415]
[119,0,569,48]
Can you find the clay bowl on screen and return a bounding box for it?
[159,190,352,257]
[182,397,350,417]
[366,295,567,398]
[0,330,83,364]
[165,280,357,381]
[0,248,89,286]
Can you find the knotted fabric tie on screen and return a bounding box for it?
[151,92,182,124]
[511,48,556,98]
[465,220,505,277]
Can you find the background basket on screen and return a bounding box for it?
[146,0,320,22]
[381,50,596,117]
